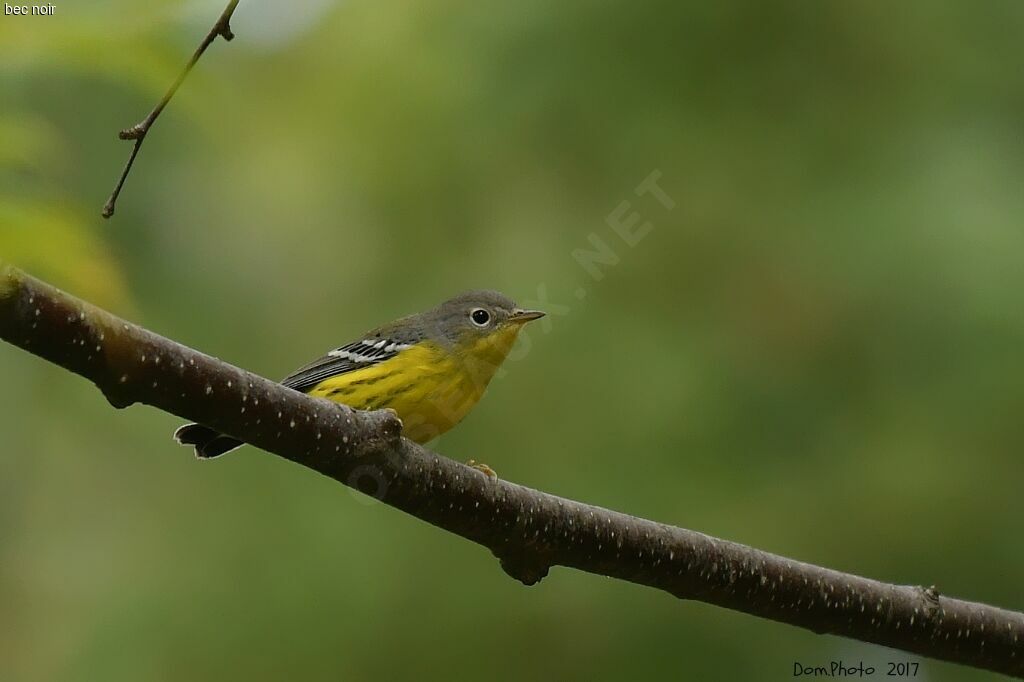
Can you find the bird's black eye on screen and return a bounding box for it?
[470,308,491,327]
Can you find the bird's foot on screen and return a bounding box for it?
[466,459,498,481]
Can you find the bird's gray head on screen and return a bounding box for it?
[426,289,545,345]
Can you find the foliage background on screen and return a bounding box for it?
[2,2,1023,680]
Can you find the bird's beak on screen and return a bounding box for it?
[509,308,546,324]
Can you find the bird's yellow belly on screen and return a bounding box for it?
[306,343,492,443]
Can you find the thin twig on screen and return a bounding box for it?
[102,0,241,219]
[1,262,1023,678]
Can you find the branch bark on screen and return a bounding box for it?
[1,262,1022,678]
[102,0,241,219]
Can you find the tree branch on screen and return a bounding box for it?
[1,262,1022,678]
[102,0,241,219]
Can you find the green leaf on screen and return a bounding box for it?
[0,202,132,312]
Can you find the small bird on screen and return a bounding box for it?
[174,290,544,459]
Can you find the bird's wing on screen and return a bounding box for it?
[281,337,417,393]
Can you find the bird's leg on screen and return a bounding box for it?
[466,459,498,481]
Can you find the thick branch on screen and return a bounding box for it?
[1,263,1022,678]
[102,0,241,219]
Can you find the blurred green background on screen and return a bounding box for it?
[2,1,1023,680]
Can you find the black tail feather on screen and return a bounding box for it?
[173,423,244,459]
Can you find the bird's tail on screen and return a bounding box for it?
[174,423,244,459]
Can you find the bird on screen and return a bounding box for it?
[174,290,545,460]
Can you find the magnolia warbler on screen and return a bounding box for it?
[174,290,544,459]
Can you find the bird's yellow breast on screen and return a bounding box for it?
[306,327,521,443]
